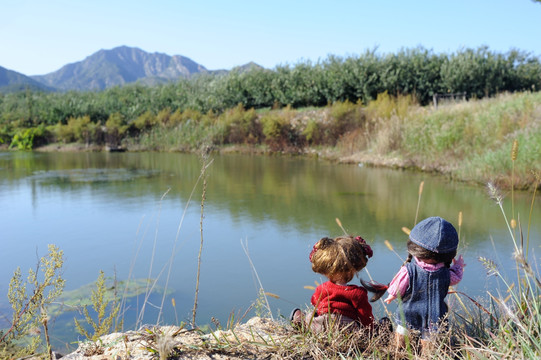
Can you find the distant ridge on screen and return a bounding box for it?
[30,46,209,91]
[0,66,54,93]
[1,46,265,93]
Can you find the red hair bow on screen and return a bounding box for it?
[309,244,317,262]
[355,236,373,258]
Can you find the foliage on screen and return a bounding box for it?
[105,112,129,147]
[327,100,365,144]
[459,165,541,358]
[260,109,299,151]
[0,244,65,358]
[2,65,540,190]
[9,125,48,150]
[220,103,261,144]
[398,91,541,188]
[1,47,540,149]
[74,270,122,341]
[55,115,101,145]
[133,110,158,131]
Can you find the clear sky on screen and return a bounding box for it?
[2,0,541,76]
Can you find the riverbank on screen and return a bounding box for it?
[26,91,539,191]
[57,317,291,360]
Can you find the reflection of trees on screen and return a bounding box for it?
[3,152,539,246]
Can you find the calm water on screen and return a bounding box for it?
[1,151,539,350]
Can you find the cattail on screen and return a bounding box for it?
[458,211,463,228]
[384,240,394,251]
[511,139,519,161]
[414,181,425,224]
[171,298,176,308]
[510,219,517,229]
[335,217,347,234]
[264,292,280,299]
[304,285,315,290]
[402,227,411,235]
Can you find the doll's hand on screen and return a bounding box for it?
[383,295,396,304]
[453,255,466,269]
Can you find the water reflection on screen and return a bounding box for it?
[0,151,539,350]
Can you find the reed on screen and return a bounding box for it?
[192,153,210,325]
[241,238,274,321]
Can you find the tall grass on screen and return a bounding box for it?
[123,90,541,190]
[270,167,539,359]
[439,142,541,359]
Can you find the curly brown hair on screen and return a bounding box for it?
[310,235,369,283]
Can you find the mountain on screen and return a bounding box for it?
[232,61,265,73]
[31,46,209,91]
[0,66,55,93]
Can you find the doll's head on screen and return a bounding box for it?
[407,216,458,267]
[310,235,373,284]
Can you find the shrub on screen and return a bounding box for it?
[327,100,365,145]
[133,111,158,131]
[74,270,122,341]
[55,116,97,144]
[260,111,301,151]
[302,119,324,145]
[220,104,261,144]
[105,112,128,147]
[1,245,65,358]
[9,125,49,150]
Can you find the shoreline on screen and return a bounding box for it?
[31,142,478,187]
[5,91,541,192]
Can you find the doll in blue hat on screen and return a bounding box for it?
[383,216,466,350]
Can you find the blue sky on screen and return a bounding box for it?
[2,0,541,76]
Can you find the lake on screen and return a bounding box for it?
[1,151,539,351]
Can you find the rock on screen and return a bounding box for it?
[60,317,288,359]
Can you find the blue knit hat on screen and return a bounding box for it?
[409,216,458,254]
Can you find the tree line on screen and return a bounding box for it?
[1,46,540,148]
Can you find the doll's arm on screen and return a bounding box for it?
[450,255,466,286]
[383,266,409,304]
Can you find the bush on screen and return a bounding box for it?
[74,270,122,342]
[260,111,302,151]
[105,112,129,147]
[302,119,325,145]
[327,100,365,144]
[133,111,158,131]
[220,104,261,144]
[9,125,49,150]
[1,245,64,358]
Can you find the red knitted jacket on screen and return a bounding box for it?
[311,281,374,327]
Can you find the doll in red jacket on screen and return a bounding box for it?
[291,235,379,333]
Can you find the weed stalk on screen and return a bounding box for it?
[193,154,209,326]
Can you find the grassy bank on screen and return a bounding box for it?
[27,90,541,189]
[111,91,539,190]
[337,91,541,190]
